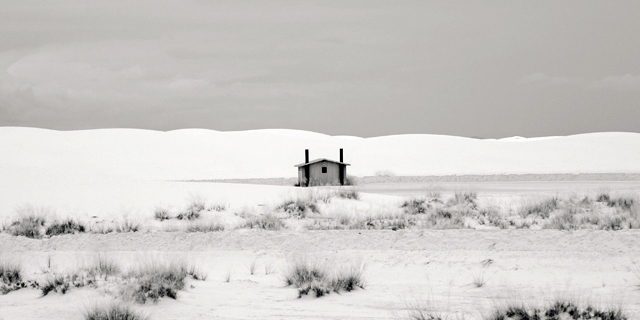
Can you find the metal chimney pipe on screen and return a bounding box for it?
[340,148,343,162]
[305,149,309,163]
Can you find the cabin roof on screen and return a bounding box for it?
[294,158,351,167]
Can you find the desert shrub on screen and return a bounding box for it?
[153,207,171,221]
[121,260,188,304]
[86,255,121,279]
[283,257,326,288]
[186,221,225,232]
[518,196,560,219]
[9,206,48,239]
[596,192,611,203]
[477,207,507,228]
[401,197,429,215]
[334,187,361,200]
[83,301,149,320]
[486,300,627,320]
[283,257,365,298]
[41,271,94,296]
[0,260,25,294]
[46,218,86,236]
[116,219,141,233]
[422,209,467,229]
[446,191,478,208]
[427,191,443,204]
[329,260,366,293]
[177,208,200,220]
[207,202,227,212]
[606,195,636,211]
[544,206,580,230]
[243,213,285,230]
[276,198,319,218]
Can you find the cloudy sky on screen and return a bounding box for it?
[1,1,639,138]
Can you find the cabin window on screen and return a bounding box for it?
[322,167,327,173]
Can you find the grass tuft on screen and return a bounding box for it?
[519,196,560,219]
[153,207,171,221]
[283,256,365,298]
[401,197,429,215]
[116,219,141,233]
[276,198,319,218]
[334,187,361,200]
[0,260,25,294]
[83,301,149,320]
[46,218,86,236]
[120,260,188,304]
[243,214,285,230]
[9,205,49,239]
[185,221,225,232]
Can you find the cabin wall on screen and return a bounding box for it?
[308,161,340,186]
[298,167,306,186]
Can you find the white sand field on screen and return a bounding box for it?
[1,127,640,319]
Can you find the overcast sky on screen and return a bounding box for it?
[1,1,639,138]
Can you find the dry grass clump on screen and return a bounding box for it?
[83,301,149,320]
[8,205,49,239]
[334,187,361,200]
[401,197,430,215]
[46,218,86,236]
[120,260,189,304]
[446,191,478,209]
[186,221,225,232]
[283,257,366,298]
[153,207,171,221]
[0,260,28,294]
[243,213,285,230]
[116,219,142,233]
[486,300,627,320]
[276,198,319,218]
[41,271,94,296]
[87,255,122,279]
[519,196,561,219]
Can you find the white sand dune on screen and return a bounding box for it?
[1,127,639,181]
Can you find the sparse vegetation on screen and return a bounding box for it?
[486,300,628,320]
[243,213,285,230]
[87,255,121,279]
[401,197,429,215]
[46,218,86,236]
[446,191,478,209]
[247,259,259,275]
[519,196,560,219]
[116,219,142,233]
[283,256,366,298]
[185,221,225,232]
[334,187,361,200]
[0,260,27,294]
[153,207,171,221]
[41,269,97,296]
[276,198,319,218]
[120,260,189,304]
[8,205,49,239]
[83,302,149,320]
[472,271,486,288]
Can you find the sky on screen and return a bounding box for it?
[0,1,639,138]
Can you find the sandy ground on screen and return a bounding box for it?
[1,230,640,320]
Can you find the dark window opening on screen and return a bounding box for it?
[322,167,327,173]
